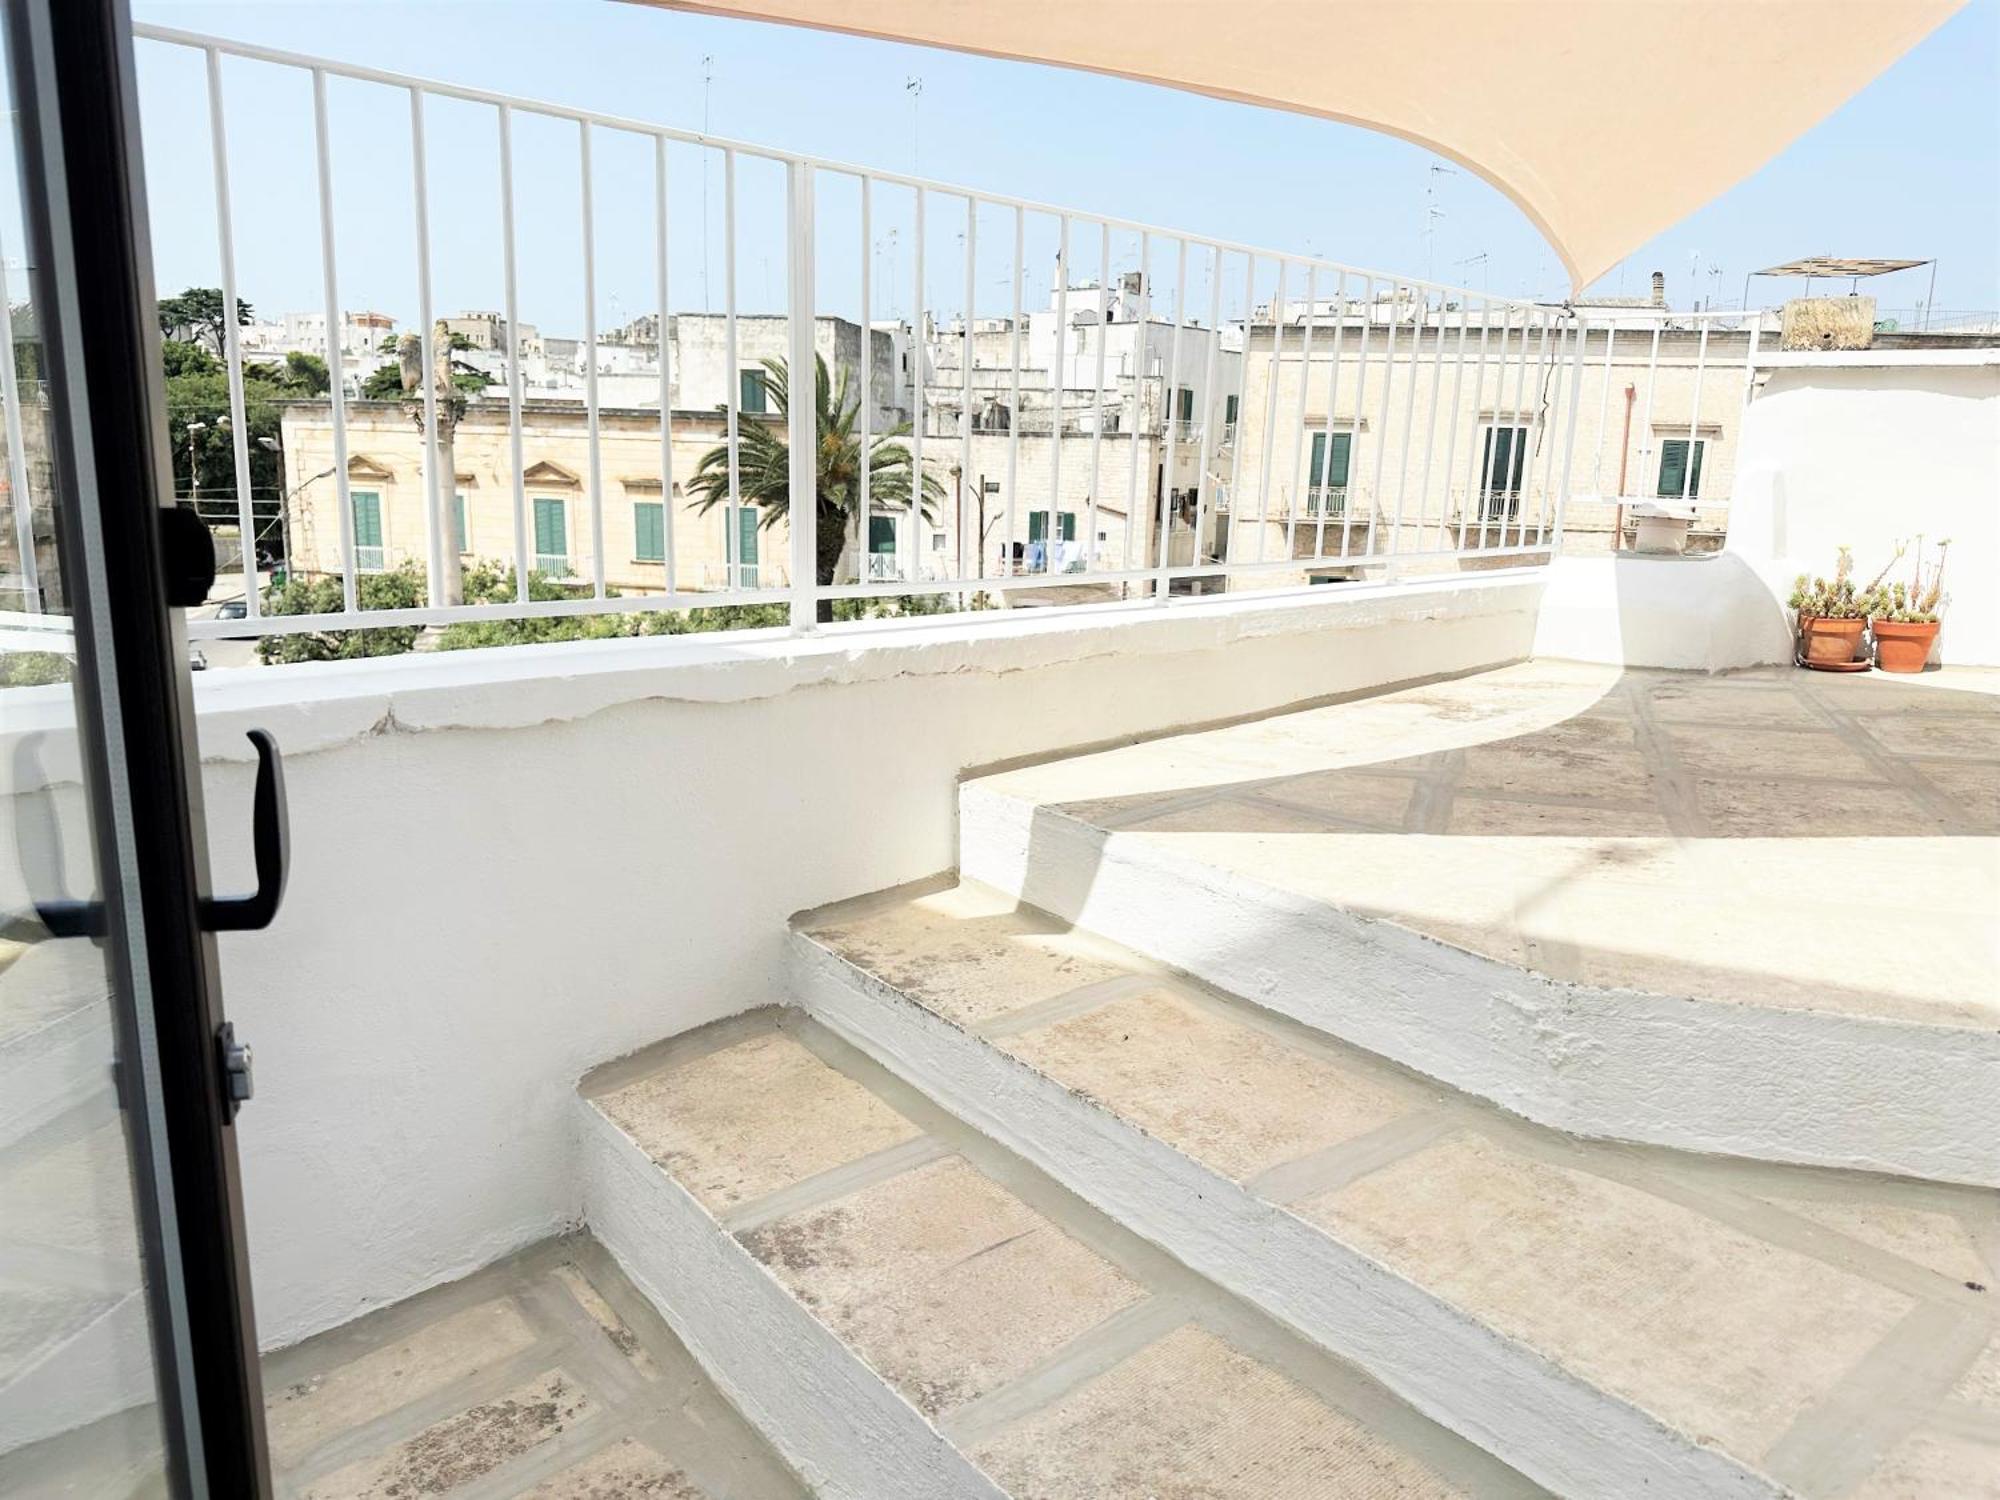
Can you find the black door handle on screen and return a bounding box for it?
[26,728,288,938]
[199,728,288,933]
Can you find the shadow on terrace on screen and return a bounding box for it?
[997,661,2000,1028]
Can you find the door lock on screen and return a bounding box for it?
[218,1021,253,1117]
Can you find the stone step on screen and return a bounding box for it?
[794,881,2000,1500]
[578,1008,1536,1500]
[956,659,2000,1186]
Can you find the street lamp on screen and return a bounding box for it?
[184,414,227,511]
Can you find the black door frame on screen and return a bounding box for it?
[5,0,268,1491]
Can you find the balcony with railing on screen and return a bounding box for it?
[3,9,1998,1500]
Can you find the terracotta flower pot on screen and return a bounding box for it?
[1871,617,1940,673]
[1798,615,1866,669]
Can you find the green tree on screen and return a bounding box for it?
[157,286,252,358]
[685,354,942,622]
[361,359,485,402]
[264,350,331,396]
[255,564,427,664]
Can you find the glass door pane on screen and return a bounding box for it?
[0,24,171,1490]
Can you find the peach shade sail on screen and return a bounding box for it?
[635,0,1963,292]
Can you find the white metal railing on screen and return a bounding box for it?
[7,25,1759,642]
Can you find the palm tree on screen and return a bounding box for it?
[686,353,941,619]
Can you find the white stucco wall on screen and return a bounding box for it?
[149,576,1541,1349]
[1536,354,2000,671]
[1727,356,2000,667]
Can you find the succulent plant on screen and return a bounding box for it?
[1789,547,1868,620]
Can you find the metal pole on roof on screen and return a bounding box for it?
[1922,260,1938,331]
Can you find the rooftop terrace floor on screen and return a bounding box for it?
[976,659,2000,1030]
[0,1236,805,1499]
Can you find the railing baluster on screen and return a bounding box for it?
[206,48,258,616]
[1120,231,1146,576]
[1389,289,1424,555]
[1437,302,1470,551]
[1008,205,1023,578]
[1340,275,1372,560]
[1364,284,1398,558]
[1285,264,1316,561]
[656,135,676,592]
[787,160,817,629]
[1416,294,1451,552]
[1534,319,1566,545]
[1049,214,1069,577]
[1315,270,1347,559]
[1154,238,1187,597]
[1226,252,1252,563]
[1682,318,1710,509]
[409,84,442,608]
[1253,260,1285,564]
[1190,243,1223,582]
[909,183,924,582]
[581,121,605,597]
[1636,321,1662,508]
[498,103,528,599]
[1551,313,1588,554]
[1086,222,1110,576]
[960,194,975,594]
[724,146,742,589]
[311,67,357,613]
[857,174,871,584]
[1458,301,1493,552]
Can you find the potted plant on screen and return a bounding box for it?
[1866,538,1949,673]
[1788,548,1870,669]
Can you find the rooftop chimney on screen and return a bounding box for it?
[1650,271,1666,308]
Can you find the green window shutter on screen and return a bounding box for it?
[1225,394,1239,424]
[1028,511,1047,543]
[634,501,664,561]
[1657,439,1691,498]
[739,368,766,414]
[1176,387,1193,421]
[1059,512,1077,542]
[351,491,381,546]
[735,507,760,585]
[1326,432,1351,486]
[868,515,897,553]
[533,497,566,571]
[1310,432,1326,481]
[452,493,467,554]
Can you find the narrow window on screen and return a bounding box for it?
[739,367,768,415]
[1657,437,1706,498]
[532,496,568,576]
[452,493,468,555]
[634,500,665,562]
[351,490,384,571]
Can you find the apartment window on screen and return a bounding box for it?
[739,367,768,415]
[532,496,568,575]
[453,493,467,555]
[731,507,760,587]
[1028,511,1078,543]
[1176,386,1194,422]
[1224,394,1239,425]
[1309,431,1351,514]
[1657,437,1706,498]
[867,514,897,580]
[1479,425,1529,517]
[634,501,665,562]
[351,490,384,571]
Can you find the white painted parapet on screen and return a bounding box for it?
[0,575,1539,1357]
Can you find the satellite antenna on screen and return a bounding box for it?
[1425,162,1457,281]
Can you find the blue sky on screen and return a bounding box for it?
[118,0,1999,340]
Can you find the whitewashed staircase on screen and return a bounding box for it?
[580,666,2000,1499]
